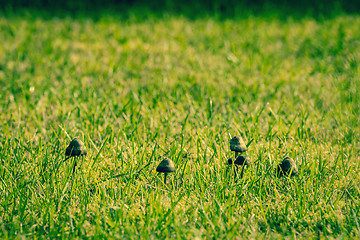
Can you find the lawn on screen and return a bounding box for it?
[0,4,359,239]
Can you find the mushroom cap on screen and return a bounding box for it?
[277,157,298,177]
[65,138,87,157]
[156,158,176,173]
[230,136,247,153]
[228,155,250,166]
[234,155,251,166]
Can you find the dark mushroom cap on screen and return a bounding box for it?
[228,155,250,166]
[65,138,87,157]
[277,157,298,177]
[234,155,251,166]
[156,158,176,173]
[230,136,247,153]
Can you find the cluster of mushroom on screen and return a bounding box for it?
[227,135,298,178]
[64,135,298,185]
[227,136,250,179]
[64,138,177,184]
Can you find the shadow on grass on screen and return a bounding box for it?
[0,0,359,21]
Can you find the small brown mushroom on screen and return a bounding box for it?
[230,136,247,158]
[65,138,87,157]
[156,158,176,184]
[276,157,298,177]
[234,155,251,166]
[65,138,87,173]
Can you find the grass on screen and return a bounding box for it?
[0,6,360,239]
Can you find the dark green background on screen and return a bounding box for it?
[1,0,359,19]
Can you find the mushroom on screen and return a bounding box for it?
[230,136,247,158]
[276,157,298,177]
[227,155,251,179]
[229,155,250,165]
[156,158,176,184]
[65,138,87,173]
[65,138,87,157]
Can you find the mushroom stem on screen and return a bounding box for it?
[72,157,77,174]
[233,152,239,182]
[234,166,238,182]
[164,172,168,185]
[240,164,245,179]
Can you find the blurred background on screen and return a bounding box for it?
[1,0,359,19]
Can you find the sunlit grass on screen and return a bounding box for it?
[0,9,359,238]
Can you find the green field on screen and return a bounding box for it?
[0,6,360,239]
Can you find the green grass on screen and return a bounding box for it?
[0,7,360,239]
